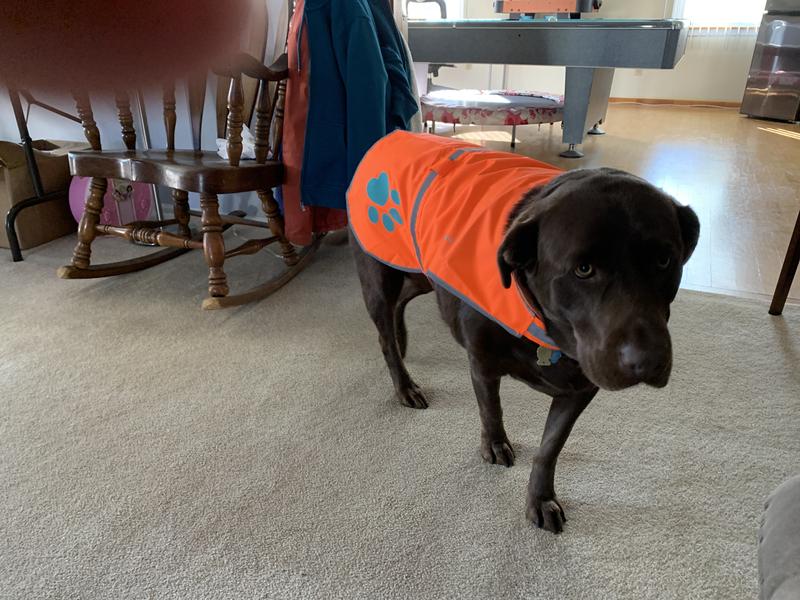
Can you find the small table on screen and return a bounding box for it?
[420,89,564,148]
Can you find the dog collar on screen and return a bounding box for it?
[513,274,562,365]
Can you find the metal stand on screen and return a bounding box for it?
[4,89,76,262]
[5,88,157,260]
[587,122,605,135]
[559,144,584,159]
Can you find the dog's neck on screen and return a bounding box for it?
[504,190,537,232]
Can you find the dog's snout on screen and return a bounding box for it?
[578,317,673,390]
[619,343,656,379]
[617,330,671,386]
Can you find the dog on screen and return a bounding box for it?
[347,131,700,533]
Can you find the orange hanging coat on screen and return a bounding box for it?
[348,131,564,350]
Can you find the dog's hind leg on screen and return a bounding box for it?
[352,243,429,409]
[395,275,433,359]
[469,359,515,467]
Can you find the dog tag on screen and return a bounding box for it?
[537,347,562,367]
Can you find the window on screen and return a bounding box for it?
[405,0,463,20]
[673,0,766,27]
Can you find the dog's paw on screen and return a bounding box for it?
[397,382,428,409]
[526,495,567,534]
[480,437,515,467]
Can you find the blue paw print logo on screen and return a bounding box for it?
[366,172,404,233]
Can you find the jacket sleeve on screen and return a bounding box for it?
[331,12,390,184]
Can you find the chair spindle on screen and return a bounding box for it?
[226,75,244,167]
[268,79,287,161]
[187,74,207,156]
[114,91,137,151]
[253,80,271,164]
[163,83,176,152]
[73,91,102,151]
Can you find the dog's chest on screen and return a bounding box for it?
[505,341,594,395]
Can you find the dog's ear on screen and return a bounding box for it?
[498,216,539,289]
[674,203,700,264]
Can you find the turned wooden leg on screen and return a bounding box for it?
[769,209,800,316]
[71,177,107,269]
[258,188,299,266]
[172,189,191,237]
[200,193,229,297]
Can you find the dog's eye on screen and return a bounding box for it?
[656,254,671,270]
[574,263,594,279]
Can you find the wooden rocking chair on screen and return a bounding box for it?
[57,52,320,309]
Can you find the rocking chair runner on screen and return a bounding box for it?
[58,51,320,309]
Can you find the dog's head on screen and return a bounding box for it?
[498,168,699,391]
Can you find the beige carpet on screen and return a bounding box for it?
[1,234,799,600]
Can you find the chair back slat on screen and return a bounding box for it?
[70,56,288,162]
[114,91,137,151]
[163,83,177,152]
[268,79,287,162]
[186,74,207,155]
[73,91,102,151]
[225,75,245,167]
[253,79,271,164]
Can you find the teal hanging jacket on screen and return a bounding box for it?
[301,0,418,210]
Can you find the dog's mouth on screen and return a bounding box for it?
[578,348,673,392]
[586,369,671,391]
[646,361,673,389]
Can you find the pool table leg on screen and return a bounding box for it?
[561,66,615,158]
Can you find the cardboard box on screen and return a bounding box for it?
[0,139,87,250]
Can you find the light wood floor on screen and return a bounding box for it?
[440,104,800,305]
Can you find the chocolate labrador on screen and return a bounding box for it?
[350,165,700,533]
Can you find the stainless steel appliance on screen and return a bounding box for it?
[741,0,800,122]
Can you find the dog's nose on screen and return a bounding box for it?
[618,343,667,383]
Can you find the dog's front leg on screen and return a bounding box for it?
[527,389,597,533]
[469,360,515,467]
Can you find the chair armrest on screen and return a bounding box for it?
[215,53,289,81]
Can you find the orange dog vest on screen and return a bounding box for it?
[348,131,563,350]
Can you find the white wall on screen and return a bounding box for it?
[433,0,758,103]
[608,31,756,102]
